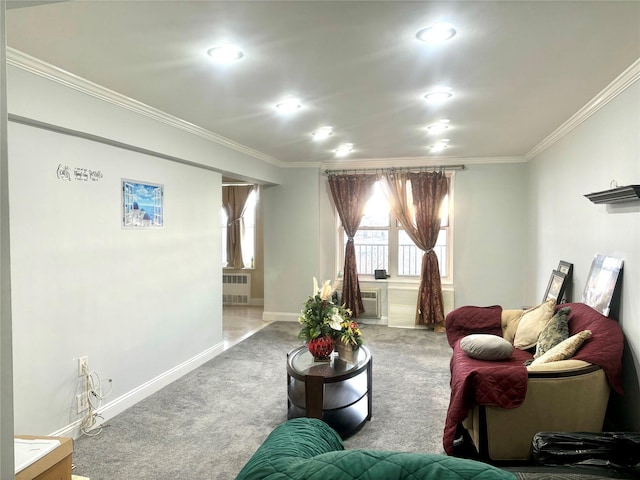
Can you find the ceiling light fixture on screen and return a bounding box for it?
[424,87,453,102]
[416,23,457,43]
[429,139,450,153]
[335,143,354,157]
[426,119,450,134]
[312,126,333,140]
[275,97,302,113]
[206,44,244,62]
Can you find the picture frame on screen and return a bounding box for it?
[122,179,164,228]
[582,254,624,317]
[543,270,567,303]
[556,260,573,301]
[557,260,573,276]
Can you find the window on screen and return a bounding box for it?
[222,188,257,268]
[339,178,451,280]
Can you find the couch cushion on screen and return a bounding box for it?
[530,330,592,365]
[237,418,517,480]
[461,334,514,361]
[501,309,525,344]
[534,306,571,359]
[513,299,557,350]
[295,450,517,480]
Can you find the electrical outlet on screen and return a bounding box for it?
[76,393,89,414]
[78,356,88,377]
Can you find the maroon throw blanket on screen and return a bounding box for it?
[562,302,624,395]
[443,341,530,455]
[445,305,503,348]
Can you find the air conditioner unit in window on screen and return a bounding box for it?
[359,288,381,319]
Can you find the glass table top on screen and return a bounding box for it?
[288,345,370,380]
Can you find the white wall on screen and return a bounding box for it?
[527,81,640,430]
[453,163,528,308]
[1,1,15,477]
[263,167,322,320]
[9,122,222,435]
[6,60,282,438]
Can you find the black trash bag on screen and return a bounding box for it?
[533,431,640,472]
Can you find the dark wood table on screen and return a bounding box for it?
[286,345,372,438]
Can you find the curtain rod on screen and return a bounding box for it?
[323,164,465,175]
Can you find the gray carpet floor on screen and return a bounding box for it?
[72,322,453,479]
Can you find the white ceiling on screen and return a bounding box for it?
[6,1,640,165]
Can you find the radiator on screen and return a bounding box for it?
[222,273,251,305]
[359,288,381,319]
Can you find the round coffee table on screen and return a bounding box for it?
[286,345,372,438]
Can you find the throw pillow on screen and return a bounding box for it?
[513,298,557,350]
[530,330,592,366]
[460,334,514,361]
[534,307,571,359]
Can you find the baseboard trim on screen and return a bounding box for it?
[51,341,225,439]
[262,311,299,322]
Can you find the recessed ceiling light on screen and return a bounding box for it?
[424,87,453,102]
[426,119,450,134]
[275,97,302,113]
[416,23,456,43]
[429,139,450,153]
[335,143,354,157]
[206,44,244,62]
[312,126,333,140]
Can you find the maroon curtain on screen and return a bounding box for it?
[409,171,449,331]
[222,185,254,268]
[328,174,377,318]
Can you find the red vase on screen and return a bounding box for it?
[307,336,334,360]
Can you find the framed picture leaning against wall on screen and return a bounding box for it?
[582,254,623,317]
[543,270,568,304]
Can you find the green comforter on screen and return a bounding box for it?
[236,418,516,480]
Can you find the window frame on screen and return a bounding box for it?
[221,187,258,270]
[336,173,454,284]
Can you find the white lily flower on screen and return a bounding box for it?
[313,277,319,296]
[329,313,343,330]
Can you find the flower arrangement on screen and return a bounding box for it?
[337,319,363,349]
[298,278,351,343]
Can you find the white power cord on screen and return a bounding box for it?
[79,363,113,436]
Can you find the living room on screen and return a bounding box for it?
[1,1,639,478]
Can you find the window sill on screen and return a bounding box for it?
[358,276,452,286]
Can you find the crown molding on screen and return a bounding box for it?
[320,155,525,171]
[6,48,285,167]
[279,161,322,169]
[525,57,640,160]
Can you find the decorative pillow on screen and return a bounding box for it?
[530,330,592,366]
[460,334,514,361]
[534,307,571,359]
[513,298,557,350]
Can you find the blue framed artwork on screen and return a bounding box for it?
[122,179,164,228]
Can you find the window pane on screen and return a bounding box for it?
[241,190,257,267]
[398,230,421,276]
[346,230,388,275]
[398,229,447,277]
[360,181,389,227]
[440,194,449,227]
[221,207,228,267]
[435,229,447,276]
